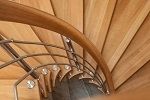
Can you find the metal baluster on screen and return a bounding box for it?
[0,36,38,78]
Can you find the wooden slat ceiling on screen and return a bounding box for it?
[51,0,84,77]
[83,0,117,77]
[0,60,32,79]
[0,47,13,62]
[84,0,117,52]
[117,61,150,93]
[0,0,149,96]
[0,33,41,67]
[102,0,150,71]
[0,79,41,100]
[0,22,56,65]
[112,14,150,88]
[10,44,41,67]
[13,0,71,81]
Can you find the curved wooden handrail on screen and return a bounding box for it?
[0,0,114,93]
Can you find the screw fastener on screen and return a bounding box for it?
[64,65,70,70]
[65,38,70,43]
[41,68,48,75]
[52,65,58,71]
[89,72,93,76]
[27,80,35,89]
[69,73,72,76]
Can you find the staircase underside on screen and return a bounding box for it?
[0,0,149,100]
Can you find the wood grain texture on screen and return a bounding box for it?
[0,34,41,67]
[39,74,48,98]
[84,0,116,76]
[51,0,84,77]
[68,67,83,79]
[51,0,83,32]
[84,0,116,51]
[0,22,55,65]
[112,14,150,88]
[44,70,52,92]
[14,0,71,81]
[0,0,114,92]
[0,61,32,79]
[117,61,150,93]
[0,46,14,62]
[9,43,41,67]
[102,0,150,71]
[49,66,60,87]
[0,79,41,100]
[51,0,83,54]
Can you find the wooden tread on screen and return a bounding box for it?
[0,79,41,100]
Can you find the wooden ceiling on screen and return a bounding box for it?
[0,0,149,96]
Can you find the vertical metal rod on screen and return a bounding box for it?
[94,65,99,77]
[61,36,73,65]
[14,69,34,100]
[64,37,81,70]
[14,86,18,100]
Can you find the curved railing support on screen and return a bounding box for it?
[0,0,114,93]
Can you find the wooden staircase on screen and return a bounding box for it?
[0,0,149,100]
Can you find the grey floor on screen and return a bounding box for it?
[49,75,103,100]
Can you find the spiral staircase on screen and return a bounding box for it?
[0,0,149,100]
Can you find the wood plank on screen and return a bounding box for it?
[14,0,71,81]
[0,61,32,79]
[44,70,52,92]
[51,0,83,32]
[0,35,41,67]
[117,61,150,93]
[49,65,60,87]
[79,73,92,80]
[11,44,41,67]
[0,79,41,100]
[51,0,84,77]
[39,74,48,98]
[0,45,13,62]
[0,21,55,65]
[84,0,116,52]
[112,14,150,88]
[0,0,115,92]
[84,0,116,76]
[88,80,100,87]
[68,67,82,79]
[102,0,150,71]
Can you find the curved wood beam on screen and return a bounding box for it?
[0,0,114,93]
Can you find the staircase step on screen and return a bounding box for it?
[68,67,83,79]
[44,70,52,92]
[88,80,100,87]
[49,66,60,87]
[0,79,41,100]
[59,65,72,81]
[39,74,48,98]
[79,73,92,80]
[0,61,32,79]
